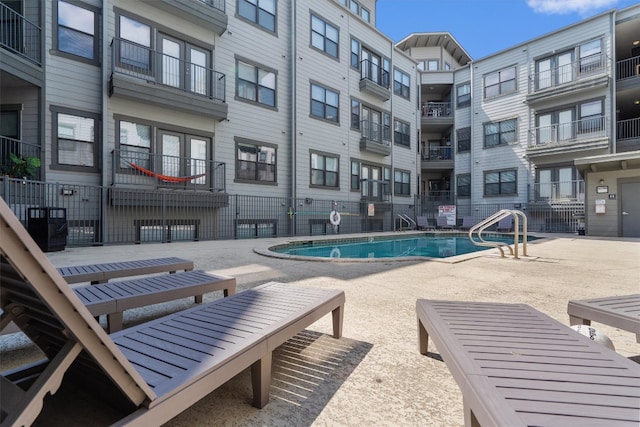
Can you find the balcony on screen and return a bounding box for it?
[0,2,42,84]
[617,117,640,153]
[109,38,227,121]
[531,180,585,203]
[359,59,390,101]
[421,146,453,170]
[616,56,640,81]
[140,0,227,35]
[420,101,453,131]
[0,137,41,180]
[526,53,609,104]
[111,149,226,193]
[527,116,609,157]
[359,120,391,156]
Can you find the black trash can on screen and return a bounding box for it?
[27,207,68,252]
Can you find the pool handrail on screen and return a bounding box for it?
[468,209,528,259]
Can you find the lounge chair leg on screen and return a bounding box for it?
[332,304,344,338]
[106,312,123,333]
[569,315,590,326]
[194,294,203,303]
[251,352,272,409]
[417,318,429,355]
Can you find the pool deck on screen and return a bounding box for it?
[2,232,639,426]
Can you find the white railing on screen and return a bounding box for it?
[528,116,607,147]
[528,53,607,93]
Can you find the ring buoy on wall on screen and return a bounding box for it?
[329,210,341,226]
[330,247,341,258]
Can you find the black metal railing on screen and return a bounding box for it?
[528,116,607,148]
[422,146,452,161]
[112,149,225,192]
[201,0,226,12]
[111,38,225,102]
[0,137,41,180]
[532,180,585,202]
[421,102,452,117]
[528,52,607,93]
[360,59,389,88]
[616,56,640,81]
[0,2,41,65]
[360,120,391,145]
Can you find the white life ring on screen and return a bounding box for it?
[329,247,341,258]
[329,210,341,226]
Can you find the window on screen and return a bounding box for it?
[394,119,410,147]
[457,82,470,107]
[444,62,451,71]
[427,59,438,71]
[351,160,360,190]
[52,107,98,171]
[56,0,98,61]
[394,170,410,196]
[484,169,517,196]
[311,83,339,122]
[116,118,212,186]
[456,127,471,153]
[484,118,516,148]
[536,166,581,200]
[238,0,276,32]
[360,7,370,22]
[311,15,338,58]
[579,99,603,134]
[484,66,516,98]
[119,121,151,169]
[579,39,602,74]
[350,38,360,68]
[350,0,359,14]
[536,51,573,89]
[235,140,276,183]
[456,174,471,197]
[237,60,276,107]
[351,99,360,129]
[118,15,151,71]
[393,69,410,98]
[310,151,339,188]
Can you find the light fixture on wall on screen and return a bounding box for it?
[599,179,605,185]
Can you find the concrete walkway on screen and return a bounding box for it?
[2,233,639,426]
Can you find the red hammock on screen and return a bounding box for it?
[128,162,206,183]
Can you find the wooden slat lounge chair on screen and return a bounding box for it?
[568,294,640,343]
[58,257,194,284]
[0,198,345,426]
[74,270,236,332]
[416,299,640,427]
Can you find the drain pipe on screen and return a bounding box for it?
[289,1,297,235]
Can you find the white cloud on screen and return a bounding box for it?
[526,0,618,15]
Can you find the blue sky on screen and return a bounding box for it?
[376,0,639,59]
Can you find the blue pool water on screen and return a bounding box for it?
[271,233,534,260]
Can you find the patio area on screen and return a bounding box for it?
[2,232,639,426]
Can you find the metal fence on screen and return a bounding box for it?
[1,176,586,247]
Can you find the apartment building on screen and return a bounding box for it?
[1,0,419,242]
[396,4,640,237]
[1,0,638,242]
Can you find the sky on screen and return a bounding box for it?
[376,0,639,60]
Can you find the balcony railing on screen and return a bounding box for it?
[616,56,640,81]
[421,102,452,117]
[528,53,607,93]
[0,2,41,65]
[112,149,225,192]
[617,117,640,140]
[1,137,41,180]
[200,0,226,12]
[111,38,225,102]
[422,146,452,161]
[528,116,607,148]
[360,120,391,146]
[532,180,585,202]
[360,59,389,88]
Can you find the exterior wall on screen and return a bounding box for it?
[583,168,640,236]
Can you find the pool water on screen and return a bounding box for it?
[272,234,534,259]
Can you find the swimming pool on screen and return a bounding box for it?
[266,233,535,261]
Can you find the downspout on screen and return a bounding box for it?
[100,1,109,244]
[289,1,297,235]
[610,10,617,154]
[469,62,475,208]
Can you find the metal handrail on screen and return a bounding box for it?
[468,209,528,259]
[397,214,416,230]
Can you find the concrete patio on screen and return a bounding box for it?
[1,232,639,426]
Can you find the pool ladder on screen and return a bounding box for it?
[468,209,528,259]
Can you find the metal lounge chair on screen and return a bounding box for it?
[416,299,640,426]
[0,198,345,426]
[496,216,513,232]
[436,215,454,230]
[460,216,475,230]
